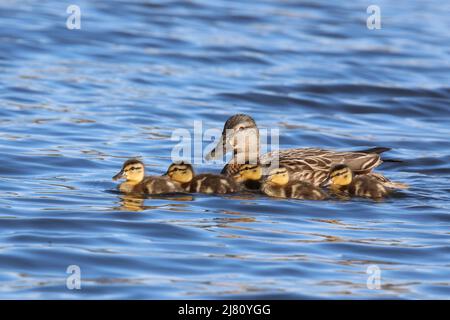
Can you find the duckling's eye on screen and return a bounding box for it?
[238,126,244,131]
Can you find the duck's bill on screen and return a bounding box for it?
[112,170,124,181]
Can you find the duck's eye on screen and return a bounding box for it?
[238,126,244,131]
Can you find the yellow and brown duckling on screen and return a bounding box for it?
[113,159,183,194]
[261,167,328,200]
[231,163,263,191]
[323,164,389,199]
[165,162,263,194]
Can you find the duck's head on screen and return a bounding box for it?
[113,159,145,184]
[322,164,353,187]
[165,162,194,184]
[206,114,259,161]
[233,163,263,183]
[266,167,289,186]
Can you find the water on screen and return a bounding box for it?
[1,0,449,299]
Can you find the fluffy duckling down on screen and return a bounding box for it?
[262,167,328,200]
[323,164,389,199]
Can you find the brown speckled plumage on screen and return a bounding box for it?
[262,180,328,200]
[188,174,238,194]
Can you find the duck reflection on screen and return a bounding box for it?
[115,193,193,212]
[117,194,146,211]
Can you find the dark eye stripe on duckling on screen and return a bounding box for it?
[125,166,143,172]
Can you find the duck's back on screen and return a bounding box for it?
[365,172,409,189]
[288,181,328,200]
[264,148,383,184]
[222,147,387,186]
[348,175,388,199]
[189,174,238,194]
[262,181,327,200]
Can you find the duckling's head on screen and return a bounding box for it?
[326,164,353,187]
[113,159,145,184]
[165,162,194,184]
[266,167,289,186]
[206,114,259,161]
[233,164,263,183]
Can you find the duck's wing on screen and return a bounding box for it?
[261,148,385,174]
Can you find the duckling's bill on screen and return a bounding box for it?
[113,170,124,181]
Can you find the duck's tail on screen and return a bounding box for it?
[357,147,391,154]
[384,181,410,189]
[357,147,404,163]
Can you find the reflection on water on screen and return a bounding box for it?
[115,194,194,212]
[0,0,449,299]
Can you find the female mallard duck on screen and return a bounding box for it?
[165,162,263,194]
[323,164,389,199]
[113,159,183,194]
[206,114,394,187]
[261,167,328,200]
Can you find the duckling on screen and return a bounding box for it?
[323,164,388,199]
[113,159,183,194]
[232,163,264,191]
[165,162,238,194]
[261,167,328,200]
